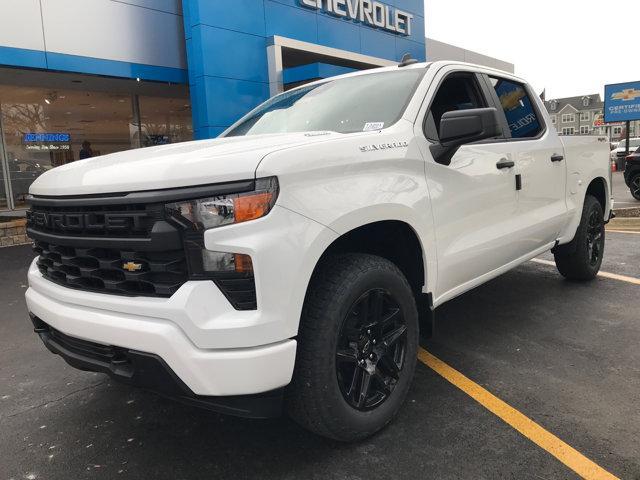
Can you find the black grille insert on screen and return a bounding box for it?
[34,240,188,297]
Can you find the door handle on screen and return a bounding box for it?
[551,154,564,162]
[496,159,515,169]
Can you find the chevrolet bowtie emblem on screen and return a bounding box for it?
[122,261,143,272]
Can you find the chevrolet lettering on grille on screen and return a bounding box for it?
[27,211,148,233]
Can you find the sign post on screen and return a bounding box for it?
[604,81,640,169]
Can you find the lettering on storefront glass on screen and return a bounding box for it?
[300,0,413,36]
[23,132,71,151]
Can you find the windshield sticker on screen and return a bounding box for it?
[363,122,385,132]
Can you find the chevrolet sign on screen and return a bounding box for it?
[300,0,414,36]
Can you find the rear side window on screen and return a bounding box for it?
[490,77,542,139]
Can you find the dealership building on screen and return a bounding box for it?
[0,0,511,213]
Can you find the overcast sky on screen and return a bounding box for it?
[424,0,640,100]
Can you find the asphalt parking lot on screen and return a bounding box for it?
[1,231,639,480]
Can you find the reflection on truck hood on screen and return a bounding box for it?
[28,132,343,196]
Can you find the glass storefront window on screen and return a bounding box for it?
[137,96,193,147]
[0,72,192,210]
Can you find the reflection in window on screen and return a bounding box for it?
[0,82,192,209]
[137,96,193,147]
[490,77,542,139]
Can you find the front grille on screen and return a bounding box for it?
[34,240,188,297]
[27,186,258,309]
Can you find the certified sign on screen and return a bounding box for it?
[300,0,414,36]
[604,81,640,123]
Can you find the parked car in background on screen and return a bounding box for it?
[611,138,640,169]
[624,147,640,200]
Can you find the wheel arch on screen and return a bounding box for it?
[585,176,608,212]
[316,220,427,298]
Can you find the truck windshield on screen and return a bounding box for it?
[225,69,426,137]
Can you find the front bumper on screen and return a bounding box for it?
[25,279,297,397]
[31,315,284,418]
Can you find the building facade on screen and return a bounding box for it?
[544,94,640,140]
[0,0,510,214]
[426,38,514,73]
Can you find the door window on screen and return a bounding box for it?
[489,77,543,139]
[424,73,488,142]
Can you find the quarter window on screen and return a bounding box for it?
[489,77,542,138]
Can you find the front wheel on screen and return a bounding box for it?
[629,173,640,201]
[553,195,605,281]
[287,253,419,442]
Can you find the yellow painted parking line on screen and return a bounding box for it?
[417,348,619,480]
[606,229,640,234]
[530,258,640,286]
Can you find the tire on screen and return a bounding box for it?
[553,195,605,281]
[629,173,640,201]
[287,253,419,442]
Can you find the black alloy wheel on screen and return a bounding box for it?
[287,253,419,441]
[631,174,640,200]
[586,208,604,267]
[336,289,407,411]
[553,195,605,281]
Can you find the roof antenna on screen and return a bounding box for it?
[399,53,418,67]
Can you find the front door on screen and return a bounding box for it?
[415,68,521,304]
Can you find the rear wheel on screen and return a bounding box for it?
[287,253,419,441]
[630,173,640,201]
[553,195,605,281]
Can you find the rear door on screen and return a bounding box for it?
[484,75,567,251]
[414,66,522,303]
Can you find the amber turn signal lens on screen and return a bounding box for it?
[233,192,274,223]
[234,253,253,274]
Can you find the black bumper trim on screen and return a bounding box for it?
[30,315,283,419]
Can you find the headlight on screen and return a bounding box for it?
[164,177,278,311]
[165,176,278,230]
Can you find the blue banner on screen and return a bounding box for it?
[604,82,640,123]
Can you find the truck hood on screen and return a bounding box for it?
[29,132,346,196]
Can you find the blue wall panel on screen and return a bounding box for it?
[264,1,319,44]
[188,0,266,37]
[193,26,269,83]
[316,15,361,52]
[0,46,47,70]
[182,0,425,139]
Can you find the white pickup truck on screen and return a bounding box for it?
[25,61,612,441]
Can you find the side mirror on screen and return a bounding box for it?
[430,107,502,165]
